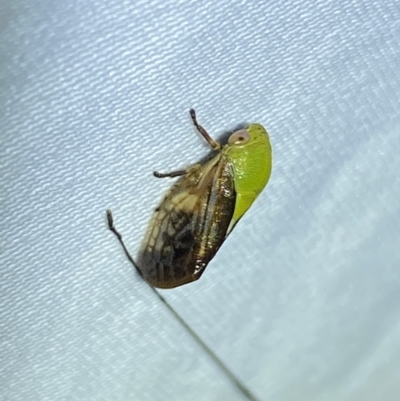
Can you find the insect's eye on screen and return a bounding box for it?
[228,129,251,145]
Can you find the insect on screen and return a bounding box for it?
[107,109,272,289]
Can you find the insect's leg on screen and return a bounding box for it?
[190,109,222,151]
[153,169,187,178]
[153,163,202,179]
[106,209,143,278]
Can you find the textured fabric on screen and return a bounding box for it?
[2,0,400,400]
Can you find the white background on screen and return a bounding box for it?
[2,0,400,400]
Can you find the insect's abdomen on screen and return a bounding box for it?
[136,160,235,288]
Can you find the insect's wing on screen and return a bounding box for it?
[137,155,236,288]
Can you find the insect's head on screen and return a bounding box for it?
[227,123,269,147]
[228,128,251,145]
[215,123,246,145]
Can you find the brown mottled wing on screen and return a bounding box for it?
[137,154,236,288]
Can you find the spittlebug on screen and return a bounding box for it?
[107,109,272,289]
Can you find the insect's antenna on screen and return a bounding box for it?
[106,210,262,401]
[189,109,222,151]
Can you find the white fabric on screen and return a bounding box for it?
[2,0,400,400]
